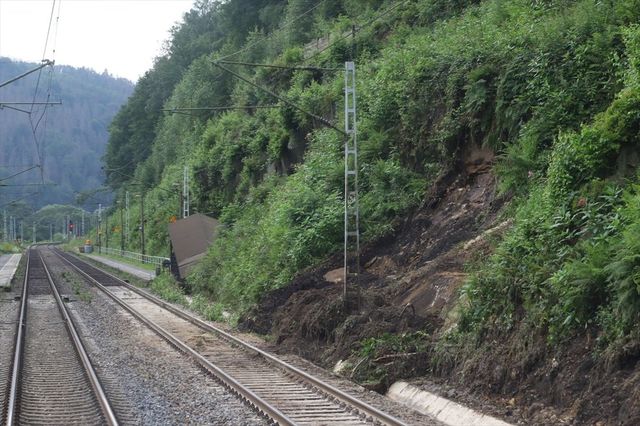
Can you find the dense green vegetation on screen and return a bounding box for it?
[104,0,640,351]
[0,59,133,209]
[460,22,640,345]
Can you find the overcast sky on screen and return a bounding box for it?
[0,0,195,82]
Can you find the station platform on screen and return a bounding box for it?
[0,253,22,290]
[83,254,156,281]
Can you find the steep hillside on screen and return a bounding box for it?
[103,1,640,423]
[0,58,133,208]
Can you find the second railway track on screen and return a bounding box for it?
[54,247,420,426]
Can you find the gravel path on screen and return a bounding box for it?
[41,249,267,425]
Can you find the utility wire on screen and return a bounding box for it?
[0,164,39,168]
[162,105,281,113]
[0,165,40,182]
[216,0,326,62]
[213,61,345,135]
[303,0,410,65]
[0,192,40,208]
[248,1,408,98]
[0,182,56,187]
[28,0,60,184]
[217,60,341,72]
[0,60,53,89]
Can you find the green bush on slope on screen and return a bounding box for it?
[460,26,640,343]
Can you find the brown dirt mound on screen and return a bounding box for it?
[240,146,503,367]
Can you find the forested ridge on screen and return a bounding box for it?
[104,1,640,422]
[0,58,133,210]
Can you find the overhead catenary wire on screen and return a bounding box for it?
[0,60,54,89]
[162,105,282,113]
[0,165,40,182]
[0,183,56,187]
[216,0,327,62]
[0,192,40,208]
[212,60,346,136]
[27,0,60,185]
[164,3,402,123]
[256,0,409,92]
[216,60,341,72]
[303,0,411,65]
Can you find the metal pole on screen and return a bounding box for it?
[98,203,102,254]
[82,210,85,236]
[343,61,360,301]
[140,194,145,256]
[125,191,130,244]
[32,222,36,244]
[49,223,52,241]
[183,165,190,218]
[120,202,124,255]
[2,210,6,242]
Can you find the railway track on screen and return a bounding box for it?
[3,248,118,425]
[54,248,413,425]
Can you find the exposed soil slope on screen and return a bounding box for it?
[240,146,504,364]
[241,144,640,425]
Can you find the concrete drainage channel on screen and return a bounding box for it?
[387,382,513,426]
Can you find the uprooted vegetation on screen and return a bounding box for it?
[103,0,640,423]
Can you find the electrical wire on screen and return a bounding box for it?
[213,61,345,135]
[216,0,327,62]
[0,192,40,208]
[0,165,40,182]
[28,0,60,185]
[217,60,341,72]
[303,0,411,65]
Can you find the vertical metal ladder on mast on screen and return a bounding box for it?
[343,61,360,299]
[183,165,190,218]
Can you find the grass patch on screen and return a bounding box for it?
[60,271,93,302]
[149,273,187,305]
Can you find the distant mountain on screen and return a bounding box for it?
[0,57,133,209]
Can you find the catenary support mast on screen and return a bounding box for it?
[343,61,360,300]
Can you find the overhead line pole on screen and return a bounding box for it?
[343,61,359,302]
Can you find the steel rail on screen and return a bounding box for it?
[5,251,30,425]
[56,248,408,426]
[53,249,293,425]
[38,251,119,426]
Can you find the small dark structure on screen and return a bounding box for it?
[168,213,219,279]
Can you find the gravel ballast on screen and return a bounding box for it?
[42,249,266,425]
